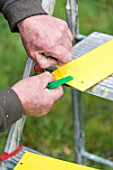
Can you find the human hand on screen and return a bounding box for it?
[12,72,63,116]
[17,15,73,68]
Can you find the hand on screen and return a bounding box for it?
[17,15,73,68]
[12,72,63,116]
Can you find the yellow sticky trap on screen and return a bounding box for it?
[53,39,113,91]
[14,152,98,170]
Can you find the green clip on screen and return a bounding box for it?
[47,76,74,89]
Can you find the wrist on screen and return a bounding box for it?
[11,86,26,114]
[17,15,47,31]
[2,0,47,32]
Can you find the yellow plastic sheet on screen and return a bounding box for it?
[14,152,98,170]
[53,39,113,91]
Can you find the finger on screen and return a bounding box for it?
[50,86,64,102]
[48,45,72,64]
[38,72,56,87]
[66,27,73,42]
[57,61,66,66]
[58,20,73,41]
[34,52,57,69]
[62,32,72,52]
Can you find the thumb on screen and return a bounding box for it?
[50,86,64,102]
[38,72,56,88]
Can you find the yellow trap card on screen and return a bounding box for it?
[53,39,113,91]
[14,152,98,170]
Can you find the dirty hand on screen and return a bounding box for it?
[17,15,73,68]
[12,72,63,116]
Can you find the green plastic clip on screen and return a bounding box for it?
[47,76,74,89]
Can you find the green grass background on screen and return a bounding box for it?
[0,0,113,170]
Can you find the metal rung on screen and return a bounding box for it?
[72,32,113,101]
[3,146,46,170]
[82,151,113,167]
[72,31,113,168]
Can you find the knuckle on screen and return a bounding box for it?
[43,39,54,49]
[59,32,65,40]
[67,57,71,62]
[59,25,66,33]
[38,60,49,69]
[61,20,67,26]
[64,21,68,27]
[44,71,51,77]
[62,21,68,29]
[64,53,72,62]
[39,62,47,69]
[63,57,71,63]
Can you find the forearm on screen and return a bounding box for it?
[0,0,46,32]
[0,88,24,132]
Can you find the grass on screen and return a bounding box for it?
[0,0,113,170]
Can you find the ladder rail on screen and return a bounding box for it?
[66,0,85,165]
[1,0,84,169]
[66,0,85,41]
[1,1,57,169]
[0,58,34,170]
[42,0,56,15]
[4,58,34,154]
[69,0,79,37]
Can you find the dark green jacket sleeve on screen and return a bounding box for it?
[0,0,46,32]
[0,88,24,132]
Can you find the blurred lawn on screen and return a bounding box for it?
[0,0,113,170]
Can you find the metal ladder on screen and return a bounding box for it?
[1,0,113,169]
